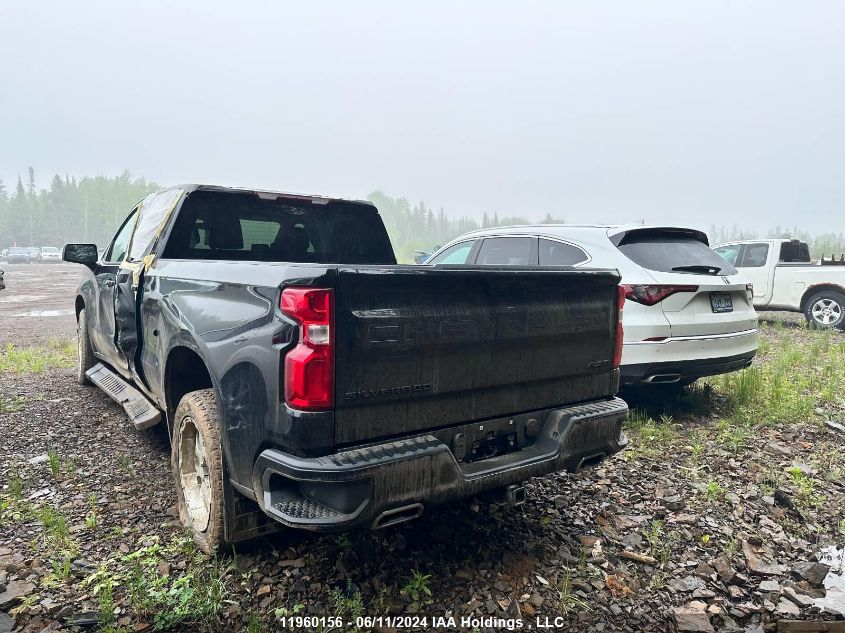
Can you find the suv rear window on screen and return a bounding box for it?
[613,229,737,275]
[162,191,396,264]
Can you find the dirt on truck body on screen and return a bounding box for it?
[63,184,628,551]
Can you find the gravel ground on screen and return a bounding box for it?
[1,274,844,633]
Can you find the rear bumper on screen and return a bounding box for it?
[622,328,758,365]
[621,350,756,384]
[253,398,628,531]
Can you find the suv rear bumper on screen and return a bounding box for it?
[621,350,756,385]
[252,397,628,531]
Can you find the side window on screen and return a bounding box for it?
[779,241,811,263]
[476,237,534,265]
[539,239,588,265]
[713,244,742,266]
[127,188,184,261]
[428,240,477,265]
[740,243,769,268]
[104,209,139,264]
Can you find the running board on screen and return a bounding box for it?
[86,363,161,430]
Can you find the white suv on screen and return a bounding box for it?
[427,225,759,387]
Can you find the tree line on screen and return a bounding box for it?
[0,168,842,263]
[0,169,157,250]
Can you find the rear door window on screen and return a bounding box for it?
[539,239,588,265]
[779,241,810,263]
[428,240,477,265]
[476,237,536,265]
[739,243,769,267]
[615,229,737,275]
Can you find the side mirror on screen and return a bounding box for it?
[63,244,98,266]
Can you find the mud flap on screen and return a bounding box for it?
[222,465,281,543]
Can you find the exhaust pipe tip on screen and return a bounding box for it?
[371,503,424,530]
[644,373,682,384]
[576,452,606,472]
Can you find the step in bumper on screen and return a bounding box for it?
[253,397,628,531]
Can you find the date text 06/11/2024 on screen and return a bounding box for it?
[277,615,575,630]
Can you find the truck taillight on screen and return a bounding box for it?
[746,283,754,302]
[613,285,625,369]
[622,284,698,306]
[281,287,334,410]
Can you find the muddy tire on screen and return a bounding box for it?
[171,389,226,553]
[76,308,95,385]
[803,290,845,331]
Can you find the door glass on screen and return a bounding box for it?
[127,188,184,261]
[740,243,769,267]
[476,237,534,265]
[779,241,811,263]
[539,239,588,265]
[104,210,139,264]
[713,245,741,266]
[428,240,477,265]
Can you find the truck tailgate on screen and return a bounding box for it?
[333,266,620,445]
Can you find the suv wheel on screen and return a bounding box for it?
[76,308,95,384]
[172,389,225,553]
[804,290,845,330]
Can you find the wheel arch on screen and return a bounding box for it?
[800,283,845,313]
[164,345,215,431]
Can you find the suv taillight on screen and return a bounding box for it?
[281,287,334,410]
[746,283,754,302]
[613,285,625,369]
[622,284,698,306]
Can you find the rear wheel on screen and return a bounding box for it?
[172,389,226,553]
[803,291,845,330]
[76,308,95,385]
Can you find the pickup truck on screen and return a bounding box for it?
[713,238,845,330]
[63,184,628,552]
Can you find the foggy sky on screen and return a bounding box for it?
[1,1,843,235]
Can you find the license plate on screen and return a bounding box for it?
[710,292,733,313]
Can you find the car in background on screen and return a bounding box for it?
[428,224,759,387]
[6,247,32,264]
[40,246,62,262]
[714,238,845,330]
[26,247,41,262]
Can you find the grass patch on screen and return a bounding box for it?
[624,412,678,458]
[0,340,75,373]
[707,325,845,427]
[0,394,26,413]
[84,535,233,632]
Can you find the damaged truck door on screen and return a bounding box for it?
[64,184,629,553]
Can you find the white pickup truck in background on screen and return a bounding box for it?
[713,238,845,330]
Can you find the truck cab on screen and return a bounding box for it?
[714,238,845,329]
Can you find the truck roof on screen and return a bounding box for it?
[179,184,377,209]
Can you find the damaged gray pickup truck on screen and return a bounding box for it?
[63,184,628,552]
